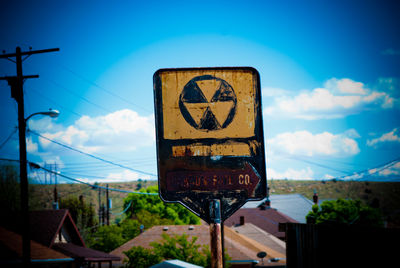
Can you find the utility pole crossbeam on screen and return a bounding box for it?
[0,46,59,267]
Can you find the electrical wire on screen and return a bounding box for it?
[28,86,83,118]
[37,163,158,195]
[29,130,157,177]
[46,78,112,114]
[58,64,151,113]
[0,128,17,150]
[282,155,351,174]
[110,200,133,216]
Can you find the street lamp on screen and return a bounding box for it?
[25,109,60,122]
[19,108,59,265]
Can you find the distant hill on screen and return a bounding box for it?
[30,180,157,222]
[30,179,400,227]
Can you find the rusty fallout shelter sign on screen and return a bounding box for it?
[153,67,267,223]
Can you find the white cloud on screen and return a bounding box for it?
[39,109,155,153]
[106,170,151,182]
[26,137,38,153]
[268,129,360,157]
[74,170,152,184]
[267,167,314,180]
[367,128,400,147]
[264,78,397,120]
[325,78,367,95]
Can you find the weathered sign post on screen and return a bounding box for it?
[153,67,267,267]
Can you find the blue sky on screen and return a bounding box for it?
[1,0,399,183]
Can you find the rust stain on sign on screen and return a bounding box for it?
[172,141,254,157]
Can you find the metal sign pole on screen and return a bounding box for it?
[209,199,223,268]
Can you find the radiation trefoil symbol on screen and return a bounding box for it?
[179,75,237,131]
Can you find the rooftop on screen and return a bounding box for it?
[224,207,297,239]
[111,224,286,266]
[243,194,314,223]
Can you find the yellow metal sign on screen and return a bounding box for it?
[160,69,257,140]
[153,67,267,223]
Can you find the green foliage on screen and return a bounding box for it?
[0,164,20,212]
[306,198,383,227]
[87,213,169,253]
[123,233,226,268]
[0,164,42,211]
[86,209,178,253]
[87,224,125,253]
[59,195,97,231]
[120,218,141,240]
[134,210,174,229]
[151,233,207,266]
[123,186,200,225]
[123,246,161,268]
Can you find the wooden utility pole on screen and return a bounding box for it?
[106,184,110,225]
[209,199,223,268]
[98,187,102,225]
[0,46,59,266]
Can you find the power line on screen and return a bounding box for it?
[29,130,157,177]
[46,78,112,113]
[110,200,133,216]
[348,157,400,181]
[0,128,17,150]
[282,155,351,174]
[28,86,83,118]
[0,158,157,195]
[59,64,151,113]
[37,163,158,195]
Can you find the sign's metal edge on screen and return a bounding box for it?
[152,67,267,221]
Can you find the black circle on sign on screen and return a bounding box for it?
[179,75,237,131]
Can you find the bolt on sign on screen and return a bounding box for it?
[153,67,267,223]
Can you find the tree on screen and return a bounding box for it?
[306,198,383,227]
[123,246,161,268]
[134,210,174,229]
[123,186,200,225]
[0,164,20,212]
[123,233,231,268]
[0,164,41,212]
[151,233,207,266]
[87,224,125,253]
[59,195,97,232]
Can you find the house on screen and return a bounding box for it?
[242,194,314,223]
[111,224,286,267]
[0,226,74,267]
[224,206,297,240]
[0,209,120,267]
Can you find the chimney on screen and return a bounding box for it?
[240,216,245,225]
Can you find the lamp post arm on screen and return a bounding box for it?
[25,112,43,123]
